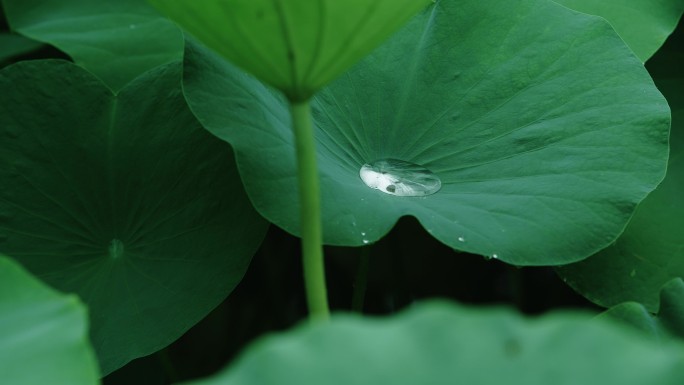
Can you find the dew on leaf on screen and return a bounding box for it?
[359,159,441,197]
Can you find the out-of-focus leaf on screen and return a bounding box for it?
[0,255,100,385]
[149,0,431,100]
[182,302,684,385]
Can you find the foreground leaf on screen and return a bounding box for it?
[0,60,268,374]
[0,255,99,385]
[600,278,684,343]
[2,0,183,90]
[556,49,684,310]
[183,0,669,265]
[182,302,684,385]
[555,0,684,62]
[149,0,431,100]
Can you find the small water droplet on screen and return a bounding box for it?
[361,232,366,236]
[458,236,465,242]
[362,239,370,245]
[492,254,499,259]
[359,159,441,197]
[630,269,636,277]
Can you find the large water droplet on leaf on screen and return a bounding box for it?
[359,159,441,197]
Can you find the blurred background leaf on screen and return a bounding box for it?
[0,255,100,385]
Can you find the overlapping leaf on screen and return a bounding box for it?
[599,278,684,343]
[0,60,268,375]
[149,0,431,100]
[555,0,684,61]
[0,33,42,64]
[183,0,669,265]
[2,0,183,90]
[182,302,684,385]
[557,49,684,310]
[0,255,99,385]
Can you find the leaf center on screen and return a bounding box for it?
[108,239,125,259]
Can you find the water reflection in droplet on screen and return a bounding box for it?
[359,159,441,197]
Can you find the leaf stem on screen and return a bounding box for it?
[290,99,330,321]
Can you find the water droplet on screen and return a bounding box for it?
[359,159,441,197]
[458,236,465,242]
[362,239,370,245]
[630,269,636,277]
[361,232,366,236]
[491,254,499,259]
[109,239,125,259]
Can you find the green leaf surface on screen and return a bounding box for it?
[183,0,669,265]
[149,0,431,101]
[182,302,684,385]
[0,60,268,375]
[1,0,183,90]
[0,255,99,385]
[556,49,684,310]
[0,33,43,63]
[599,278,684,343]
[555,0,684,62]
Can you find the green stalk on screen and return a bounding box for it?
[290,99,330,321]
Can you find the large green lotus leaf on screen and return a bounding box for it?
[1,0,183,91]
[599,278,684,343]
[183,0,669,266]
[556,51,684,311]
[555,0,684,62]
[149,0,431,101]
[182,302,684,385]
[0,255,99,385]
[0,60,268,375]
